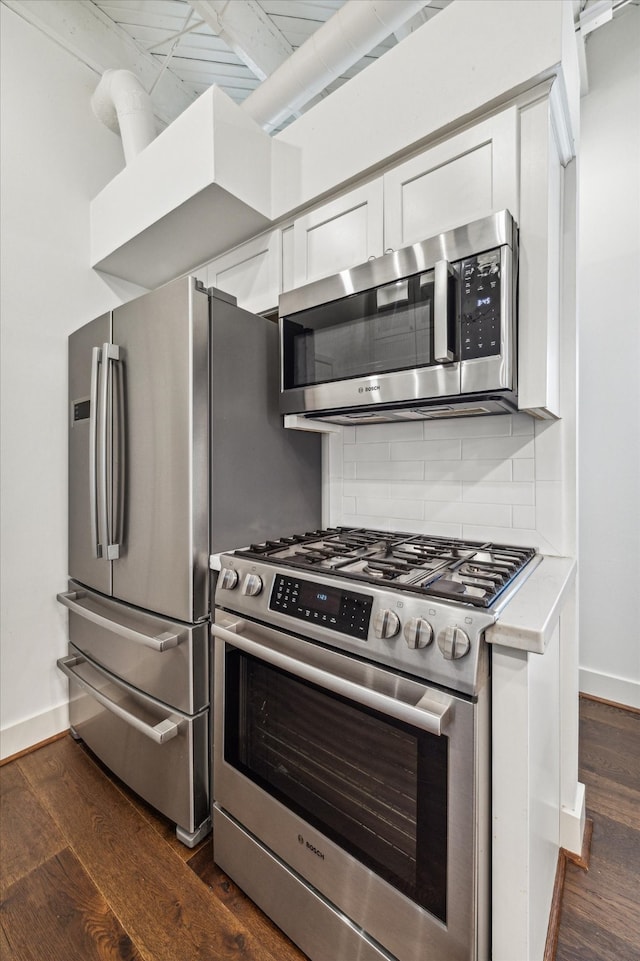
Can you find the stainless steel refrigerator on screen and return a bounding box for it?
[57,276,321,846]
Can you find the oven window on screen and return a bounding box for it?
[224,649,448,922]
[281,273,437,390]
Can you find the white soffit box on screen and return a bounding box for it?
[90,86,281,288]
[273,0,579,210]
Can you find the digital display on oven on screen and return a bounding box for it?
[297,581,341,615]
[269,574,373,639]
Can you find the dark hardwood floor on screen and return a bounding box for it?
[555,697,640,961]
[1,695,638,961]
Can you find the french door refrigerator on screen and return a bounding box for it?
[57,276,321,846]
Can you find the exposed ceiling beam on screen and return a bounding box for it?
[3,0,197,128]
[393,5,432,42]
[188,0,295,82]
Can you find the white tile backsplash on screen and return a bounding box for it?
[461,434,535,460]
[327,413,566,552]
[355,460,425,480]
[391,438,463,461]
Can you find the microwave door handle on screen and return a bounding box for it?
[434,259,454,364]
[98,343,121,561]
[212,622,451,737]
[89,346,102,558]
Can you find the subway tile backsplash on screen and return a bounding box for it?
[330,412,563,553]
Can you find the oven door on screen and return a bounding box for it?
[212,612,489,961]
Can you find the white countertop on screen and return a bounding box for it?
[486,555,577,654]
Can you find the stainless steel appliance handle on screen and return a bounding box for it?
[89,346,102,558]
[57,591,179,652]
[57,654,179,744]
[98,342,121,561]
[212,622,451,737]
[433,259,454,364]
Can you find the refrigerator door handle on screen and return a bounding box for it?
[99,342,121,561]
[89,346,102,558]
[57,654,180,744]
[56,591,180,652]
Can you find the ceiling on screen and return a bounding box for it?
[88,0,452,131]
[4,0,639,135]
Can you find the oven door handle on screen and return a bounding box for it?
[212,622,451,737]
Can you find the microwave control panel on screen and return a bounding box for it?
[460,248,502,359]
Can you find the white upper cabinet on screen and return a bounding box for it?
[289,108,518,289]
[291,182,384,288]
[383,108,519,251]
[203,95,567,419]
[205,230,282,315]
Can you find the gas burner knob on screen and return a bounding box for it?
[437,626,471,660]
[373,609,401,640]
[241,573,263,597]
[219,568,239,591]
[403,617,433,650]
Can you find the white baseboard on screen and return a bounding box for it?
[0,702,69,761]
[579,667,640,710]
[560,780,586,855]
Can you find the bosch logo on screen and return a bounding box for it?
[358,385,380,394]
[296,834,325,860]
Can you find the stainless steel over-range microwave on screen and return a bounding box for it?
[279,210,519,424]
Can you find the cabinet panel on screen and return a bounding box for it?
[293,181,384,286]
[517,96,563,417]
[281,224,295,295]
[383,108,519,250]
[206,231,281,315]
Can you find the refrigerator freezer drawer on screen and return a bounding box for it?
[60,645,209,840]
[60,580,208,714]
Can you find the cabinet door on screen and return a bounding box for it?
[383,108,519,250]
[206,231,281,315]
[293,181,384,286]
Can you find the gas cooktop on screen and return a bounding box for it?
[234,527,537,609]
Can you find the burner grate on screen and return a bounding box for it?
[234,527,536,608]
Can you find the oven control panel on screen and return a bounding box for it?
[269,574,373,640]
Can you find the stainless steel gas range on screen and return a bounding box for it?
[212,527,539,961]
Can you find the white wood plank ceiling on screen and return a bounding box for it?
[4,0,452,131]
[4,0,638,133]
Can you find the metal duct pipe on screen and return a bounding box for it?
[91,69,157,165]
[241,0,431,132]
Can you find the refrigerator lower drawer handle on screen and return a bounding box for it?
[56,654,180,745]
[56,591,179,652]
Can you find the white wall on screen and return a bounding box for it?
[577,6,640,709]
[0,5,144,758]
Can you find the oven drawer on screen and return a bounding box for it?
[214,805,394,961]
[58,579,208,713]
[59,644,209,838]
